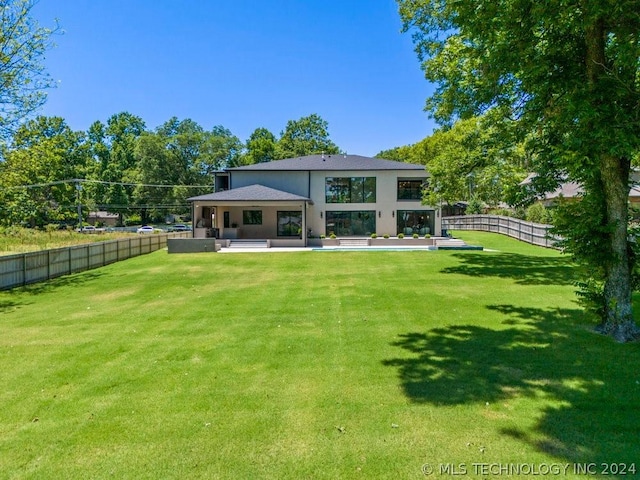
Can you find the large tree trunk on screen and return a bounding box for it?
[586,17,639,342]
[598,155,640,341]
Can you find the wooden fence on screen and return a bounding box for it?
[0,232,189,291]
[442,215,558,248]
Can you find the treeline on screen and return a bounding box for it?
[0,112,340,227]
[376,115,530,212]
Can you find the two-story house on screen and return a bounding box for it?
[188,154,439,247]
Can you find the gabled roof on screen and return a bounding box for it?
[228,154,425,172]
[188,184,312,203]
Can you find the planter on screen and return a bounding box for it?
[321,239,340,246]
[370,238,434,246]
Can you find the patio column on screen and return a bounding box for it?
[302,202,308,247]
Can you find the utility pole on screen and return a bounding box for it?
[76,180,83,229]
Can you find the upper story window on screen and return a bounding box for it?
[325,177,376,203]
[397,179,426,200]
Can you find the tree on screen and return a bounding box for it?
[195,125,244,175]
[86,112,146,224]
[0,116,88,226]
[375,145,420,164]
[0,0,59,140]
[276,113,340,159]
[397,0,640,340]
[244,127,277,164]
[414,116,527,208]
[132,118,211,221]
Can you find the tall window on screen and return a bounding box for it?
[326,177,376,203]
[325,211,376,236]
[397,210,434,235]
[397,179,426,200]
[242,210,262,225]
[277,211,302,236]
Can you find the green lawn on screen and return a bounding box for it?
[1,232,638,479]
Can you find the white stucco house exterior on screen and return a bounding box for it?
[187,154,440,247]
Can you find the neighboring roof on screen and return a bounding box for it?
[188,184,312,203]
[227,154,425,172]
[88,211,119,218]
[545,182,582,199]
[523,178,640,200]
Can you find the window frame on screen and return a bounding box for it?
[397,179,426,201]
[277,210,302,237]
[325,177,376,204]
[242,210,263,225]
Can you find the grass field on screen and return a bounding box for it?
[0,227,139,256]
[0,232,638,479]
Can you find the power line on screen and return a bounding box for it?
[4,178,214,189]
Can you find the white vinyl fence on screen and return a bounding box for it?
[442,215,558,248]
[0,233,189,290]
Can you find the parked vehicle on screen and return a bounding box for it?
[137,226,155,234]
[170,224,191,232]
[77,226,105,234]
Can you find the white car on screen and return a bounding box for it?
[77,226,105,234]
[137,225,155,234]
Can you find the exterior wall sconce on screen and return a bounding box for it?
[320,211,323,219]
[378,211,381,218]
[392,211,395,218]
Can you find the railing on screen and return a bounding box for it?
[0,232,189,291]
[442,215,559,248]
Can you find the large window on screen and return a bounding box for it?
[325,177,376,203]
[242,210,262,225]
[397,210,434,236]
[325,211,376,236]
[277,211,302,237]
[397,179,426,200]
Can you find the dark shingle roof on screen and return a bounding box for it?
[228,154,424,172]
[188,184,312,202]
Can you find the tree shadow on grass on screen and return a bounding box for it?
[440,252,578,286]
[0,271,104,314]
[383,305,640,469]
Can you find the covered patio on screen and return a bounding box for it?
[188,185,314,247]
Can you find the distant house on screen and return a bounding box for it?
[87,211,119,226]
[520,173,640,207]
[188,154,439,247]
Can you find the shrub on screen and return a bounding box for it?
[526,202,552,224]
[383,234,389,239]
[398,233,404,239]
[413,233,419,239]
[320,234,326,239]
[125,214,141,226]
[371,233,377,238]
[329,233,336,239]
[425,234,431,239]
[488,208,514,217]
[466,196,484,214]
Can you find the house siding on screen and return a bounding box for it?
[232,171,309,197]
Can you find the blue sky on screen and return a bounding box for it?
[33,0,437,156]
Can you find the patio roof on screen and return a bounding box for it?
[188,184,312,203]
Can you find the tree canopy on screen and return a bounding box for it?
[276,113,340,159]
[0,0,59,140]
[397,0,640,340]
[0,116,88,226]
[0,112,342,227]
